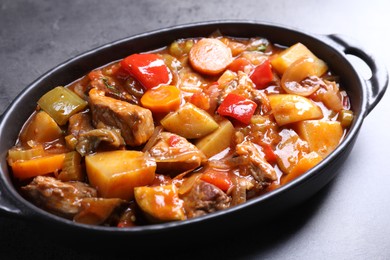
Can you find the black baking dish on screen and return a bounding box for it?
[0,20,388,244]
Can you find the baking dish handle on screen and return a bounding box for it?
[0,176,29,217]
[0,179,24,218]
[325,34,388,116]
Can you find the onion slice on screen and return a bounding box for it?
[281,57,321,96]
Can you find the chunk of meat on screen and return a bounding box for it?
[22,176,97,218]
[182,180,231,218]
[147,132,207,176]
[68,112,94,138]
[235,141,277,183]
[88,88,154,146]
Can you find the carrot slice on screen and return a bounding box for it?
[140,85,181,113]
[189,38,232,76]
[11,153,66,180]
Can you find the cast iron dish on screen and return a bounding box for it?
[0,21,388,243]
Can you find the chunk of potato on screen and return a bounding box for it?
[160,103,219,139]
[134,184,185,222]
[19,111,63,145]
[85,151,156,200]
[195,119,235,158]
[295,120,343,158]
[269,94,323,126]
[271,42,328,76]
[280,151,323,185]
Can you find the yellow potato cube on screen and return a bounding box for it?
[195,119,235,158]
[134,185,185,222]
[85,150,156,200]
[160,103,219,139]
[295,120,344,158]
[271,42,328,76]
[269,94,323,126]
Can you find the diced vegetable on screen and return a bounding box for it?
[169,39,194,57]
[178,172,202,195]
[195,119,235,158]
[189,38,232,75]
[65,134,78,150]
[295,120,343,158]
[313,81,343,112]
[121,53,172,90]
[281,57,322,96]
[261,143,278,165]
[189,91,210,111]
[57,151,84,182]
[85,150,156,200]
[200,169,232,192]
[250,59,274,89]
[74,198,125,225]
[19,111,63,144]
[337,109,354,128]
[227,57,253,73]
[7,145,45,165]
[148,132,206,176]
[275,129,310,175]
[11,153,66,180]
[222,38,247,56]
[160,103,219,139]
[217,93,257,125]
[280,151,323,185]
[38,87,88,125]
[271,43,328,76]
[134,184,185,222]
[269,94,323,126]
[140,85,181,113]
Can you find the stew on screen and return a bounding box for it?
[7,34,353,227]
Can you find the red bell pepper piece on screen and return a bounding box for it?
[217,93,257,125]
[261,143,278,164]
[201,169,232,192]
[120,53,172,90]
[250,59,273,89]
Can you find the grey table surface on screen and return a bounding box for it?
[1,0,389,259]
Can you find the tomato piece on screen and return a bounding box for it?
[189,91,210,111]
[217,93,257,125]
[201,169,232,192]
[228,57,253,73]
[120,53,172,90]
[250,59,273,89]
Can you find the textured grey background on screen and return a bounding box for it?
[1,0,389,259]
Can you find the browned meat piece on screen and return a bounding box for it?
[73,197,128,226]
[235,141,277,183]
[182,180,231,219]
[68,112,94,138]
[147,132,206,176]
[88,88,154,146]
[22,176,97,218]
